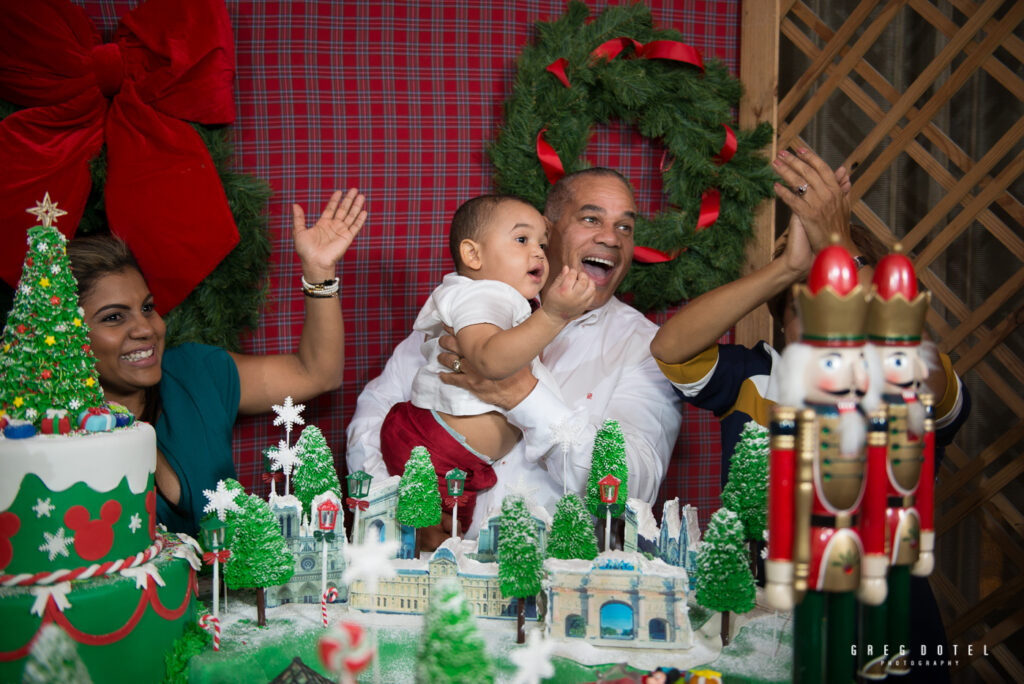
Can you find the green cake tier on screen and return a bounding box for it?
[0,533,197,684]
[0,422,157,578]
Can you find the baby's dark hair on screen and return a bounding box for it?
[448,194,535,272]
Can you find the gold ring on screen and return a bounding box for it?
[452,358,462,373]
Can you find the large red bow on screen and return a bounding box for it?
[0,0,239,314]
[203,549,231,564]
[346,498,369,511]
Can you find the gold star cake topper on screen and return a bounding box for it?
[26,192,68,228]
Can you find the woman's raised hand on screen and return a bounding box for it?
[292,188,367,280]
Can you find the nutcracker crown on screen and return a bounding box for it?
[795,237,868,347]
[866,245,930,346]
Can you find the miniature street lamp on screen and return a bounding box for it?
[200,516,230,620]
[346,470,372,544]
[314,492,341,627]
[445,467,467,539]
[598,473,621,552]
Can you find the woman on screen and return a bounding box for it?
[68,188,366,534]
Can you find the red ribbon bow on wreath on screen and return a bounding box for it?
[346,497,369,511]
[203,549,231,565]
[0,0,240,314]
[541,37,739,265]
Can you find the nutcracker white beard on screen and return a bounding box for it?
[868,343,929,437]
[776,342,873,455]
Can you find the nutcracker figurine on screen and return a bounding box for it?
[858,246,934,679]
[765,239,888,683]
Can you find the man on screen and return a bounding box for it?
[346,169,683,537]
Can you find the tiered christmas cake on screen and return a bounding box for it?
[0,202,198,683]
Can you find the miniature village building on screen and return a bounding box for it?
[623,498,702,589]
[347,538,538,620]
[265,494,348,608]
[544,552,693,650]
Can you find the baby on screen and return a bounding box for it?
[381,194,594,531]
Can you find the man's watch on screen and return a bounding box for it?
[852,255,869,271]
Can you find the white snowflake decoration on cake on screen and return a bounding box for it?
[32,497,55,519]
[271,395,305,442]
[202,480,243,522]
[510,629,555,684]
[266,439,303,497]
[39,528,73,561]
[128,513,142,534]
[506,473,541,508]
[548,410,587,496]
[342,538,400,596]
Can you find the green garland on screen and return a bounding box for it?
[0,99,271,351]
[490,1,777,312]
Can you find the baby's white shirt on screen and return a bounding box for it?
[410,272,562,416]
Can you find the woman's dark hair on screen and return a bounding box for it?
[66,234,161,423]
[66,233,143,302]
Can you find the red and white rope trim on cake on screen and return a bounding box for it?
[1,535,166,587]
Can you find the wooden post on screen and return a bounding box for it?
[737,0,780,348]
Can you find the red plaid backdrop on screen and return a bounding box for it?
[76,0,741,531]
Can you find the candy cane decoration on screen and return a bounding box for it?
[321,586,338,627]
[199,613,221,652]
[319,621,374,684]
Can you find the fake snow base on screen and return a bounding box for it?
[187,587,792,683]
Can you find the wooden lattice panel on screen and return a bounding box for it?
[741,1,1023,682]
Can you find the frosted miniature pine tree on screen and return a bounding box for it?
[224,492,294,626]
[416,578,495,684]
[0,222,104,424]
[292,425,343,516]
[721,421,770,573]
[721,421,769,538]
[547,493,599,561]
[585,420,629,518]
[396,446,442,552]
[695,507,755,646]
[21,624,93,684]
[498,495,544,644]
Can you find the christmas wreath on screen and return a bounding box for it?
[490,1,777,312]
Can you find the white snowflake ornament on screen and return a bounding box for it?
[510,630,555,684]
[38,528,74,561]
[128,513,142,533]
[271,395,305,437]
[32,498,55,519]
[201,480,243,522]
[342,538,400,596]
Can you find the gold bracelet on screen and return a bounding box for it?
[302,288,339,299]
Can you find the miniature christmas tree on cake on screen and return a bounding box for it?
[396,446,441,556]
[21,624,93,684]
[695,507,755,646]
[547,493,599,561]
[585,419,629,550]
[416,578,495,684]
[224,490,295,626]
[1,197,104,428]
[293,424,343,518]
[720,420,769,576]
[498,495,544,644]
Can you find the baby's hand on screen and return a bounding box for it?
[542,266,596,322]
